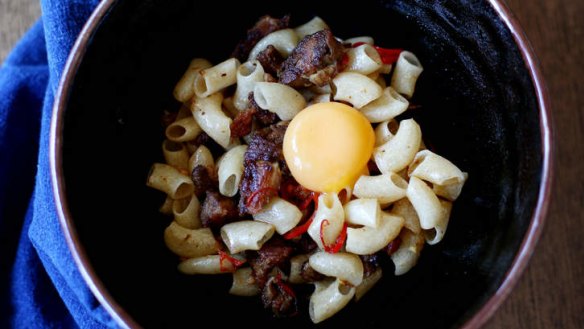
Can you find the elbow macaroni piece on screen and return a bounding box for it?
[374,118,422,174]
[178,255,234,274]
[345,212,404,255]
[406,176,444,230]
[391,229,425,275]
[220,221,275,254]
[216,145,247,197]
[424,200,452,245]
[162,140,189,171]
[191,93,232,148]
[194,58,240,98]
[253,197,303,234]
[353,173,408,205]
[289,254,310,284]
[147,163,194,199]
[294,16,329,39]
[188,145,214,174]
[408,150,466,186]
[253,82,307,120]
[234,60,265,110]
[374,119,399,146]
[308,193,345,250]
[309,252,364,286]
[390,198,421,234]
[343,198,381,228]
[332,72,383,109]
[433,172,468,201]
[390,51,423,98]
[344,44,382,75]
[173,58,212,102]
[360,87,409,123]
[164,222,218,258]
[248,29,299,61]
[165,116,202,142]
[230,267,259,296]
[355,268,382,301]
[172,194,201,229]
[309,279,355,324]
[343,36,374,46]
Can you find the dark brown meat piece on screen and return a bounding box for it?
[245,123,287,162]
[232,15,290,61]
[360,254,380,277]
[191,165,218,198]
[238,124,287,215]
[248,237,294,287]
[262,273,297,317]
[256,45,284,76]
[279,29,345,88]
[230,93,279,139]
[200,191,239,230]
[297,235,318,254]
[230,107,256,138]
[190,132,223,158]
[251,95,279,126]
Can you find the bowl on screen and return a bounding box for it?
[50,0,552,328]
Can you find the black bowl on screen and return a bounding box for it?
[50,0,552,328]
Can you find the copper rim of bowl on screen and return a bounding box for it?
[49,1,553,328]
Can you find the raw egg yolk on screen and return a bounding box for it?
[283,102,375,193]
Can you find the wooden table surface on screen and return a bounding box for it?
[1,0,582,328]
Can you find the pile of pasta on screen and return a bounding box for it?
[147,16,467,323]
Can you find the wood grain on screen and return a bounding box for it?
[485,0,584,328]
[0,0,582,328]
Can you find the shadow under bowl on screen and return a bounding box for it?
[50,0,552,328]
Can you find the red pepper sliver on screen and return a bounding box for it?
[298,192,319,211]
[275,272,296,298]
[245,186,278,209]
[283,193,319,240]
[218,250,246,272]
[374,46,402,65]
[283,214,314,240]
[320,220,348,254]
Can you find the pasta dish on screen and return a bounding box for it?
[146,15,467,323]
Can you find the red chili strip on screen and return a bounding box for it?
[320,220,348,254]
[218,250,246,272]
[283,193,319,240]
[283,214,314,240]
[245,186,278,209]
[275,272,296,298]
[298,192,319,211]
[374,46,402,65]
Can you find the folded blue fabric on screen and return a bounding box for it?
[0,1,118,327]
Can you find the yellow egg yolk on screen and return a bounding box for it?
[283,102,375,193]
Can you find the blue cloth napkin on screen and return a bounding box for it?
[0,1,119,327]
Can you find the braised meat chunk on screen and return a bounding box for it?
[248,237,294,288]
[256,45,285,76]
[191,165,218,198]
[279,29,345,88]
[232,15,290,61]
[200,191,239,230]
[262,273,297,317]
[238,123,287,215]
[230,92,279,139]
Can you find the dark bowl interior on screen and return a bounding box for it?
[59,0,544,328]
